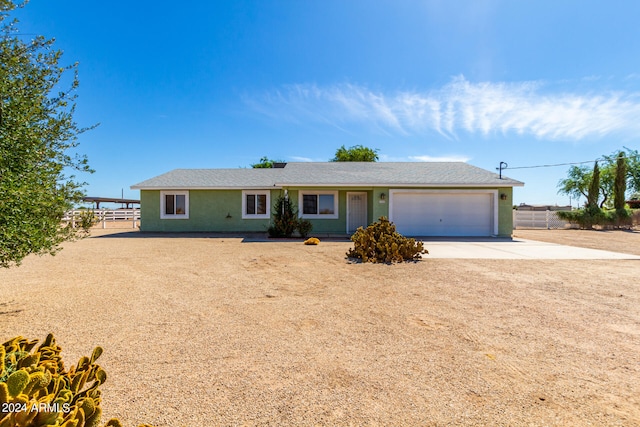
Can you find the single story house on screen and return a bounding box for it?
[131,162,524,237]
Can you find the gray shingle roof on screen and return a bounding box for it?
[131,162,524,189]
[131,168,282,189]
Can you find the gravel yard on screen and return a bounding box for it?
[1,228,639,426]
[515,228,640,256]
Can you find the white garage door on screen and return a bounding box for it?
[390,191,495,236]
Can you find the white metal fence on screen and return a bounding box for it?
[63,209,572,230]
[63,209,141,229]
[513,210,570,229]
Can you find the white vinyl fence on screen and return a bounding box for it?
[63,209,141,229]
[513,210,571,229]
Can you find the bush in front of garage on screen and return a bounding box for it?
[346,217,427,263]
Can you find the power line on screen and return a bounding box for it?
[504,159,601,170]
[504,151,640,170]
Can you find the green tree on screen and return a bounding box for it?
[623,147,640,194]
[251,156,279,168]
[614,152,627,211]
[597,162,616,208]
[557,165,591,201]
[0,1,94,267]
[331,145,379,162]
[267,194,297,237]
[586,162,601,214]
[557,159,615,208]
[251,156,287,168]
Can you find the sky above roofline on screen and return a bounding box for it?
[10,0,640,208]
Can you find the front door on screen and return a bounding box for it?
[347,192,368,233]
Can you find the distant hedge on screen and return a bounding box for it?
[557,208,633,229]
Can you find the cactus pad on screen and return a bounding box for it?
[0,334,154,427]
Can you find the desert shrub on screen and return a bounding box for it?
[607,208,633,228]
[346,217,427,263]
[557,209,595,229]
[297,219,313,239]
[268,195,298,237]
[76,209,98,230]
[558,208,633,229]
[304,237,320,245]
[558,208,602,229]
[0,333,152,427]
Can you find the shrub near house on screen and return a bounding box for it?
[267,195,313,238]
[347,217,427,263]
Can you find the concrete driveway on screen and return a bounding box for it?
[422,238,640,259]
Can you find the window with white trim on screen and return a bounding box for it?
[160,191,189,219]
[242,191,270,219]
[299,191,338,219]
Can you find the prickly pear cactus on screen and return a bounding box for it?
[346,216,428,263]
[0,334,153,427]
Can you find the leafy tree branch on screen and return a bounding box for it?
[0,0,95,267]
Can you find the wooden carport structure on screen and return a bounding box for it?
[82,197,140,209]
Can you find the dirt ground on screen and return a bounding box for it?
[1,229,639,426]
[515,228,640,256]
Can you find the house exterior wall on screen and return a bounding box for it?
[371,188,390,223]
[284,187,377,234]
[140,186,514,236]
[140,189,279,232]
[497,187,514,237]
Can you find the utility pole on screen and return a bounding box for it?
[497,162,508,179]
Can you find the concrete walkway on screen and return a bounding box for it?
[422,238,640,260]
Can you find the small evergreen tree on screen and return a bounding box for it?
[268,194,298,237]
[267,194,314,238]
[614,152,627,211]
[586,162,601,214]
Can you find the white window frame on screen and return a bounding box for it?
[242,190,271,219]
[299,191,339,219]
[160,191,189,219]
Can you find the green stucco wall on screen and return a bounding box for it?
[284,188,380,233]
[372,188,390,222]
[497,187,514,237]
[140,189,279,232]
[140,187,515,236]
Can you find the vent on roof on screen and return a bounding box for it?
[272,162,287,168]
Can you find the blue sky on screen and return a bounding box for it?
[12,0,640,207]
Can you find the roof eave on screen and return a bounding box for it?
[131,182,525,190]
[130,185,283,190]
[275,182,525,188]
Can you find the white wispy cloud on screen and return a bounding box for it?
[288,156,315,162]
[245,76,640,140]
[408,155,471,162]
[378,154,470,163]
